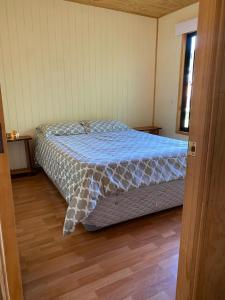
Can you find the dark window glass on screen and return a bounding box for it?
[179,31,197,132]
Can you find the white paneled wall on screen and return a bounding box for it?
[155,3,199,139]
[0,0,157,136]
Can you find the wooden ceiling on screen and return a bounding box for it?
[66,0,198,18]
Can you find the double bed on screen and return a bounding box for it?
[35,121,187,235]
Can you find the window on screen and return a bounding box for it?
[177,31,197,134]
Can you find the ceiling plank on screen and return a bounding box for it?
[65,0,198,18]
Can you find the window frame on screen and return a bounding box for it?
[176,31,197,135]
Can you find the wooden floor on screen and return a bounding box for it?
[12,172,182,300]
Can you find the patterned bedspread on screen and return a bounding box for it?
[35,129,188,235]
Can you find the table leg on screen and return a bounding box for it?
[24,140,32,170]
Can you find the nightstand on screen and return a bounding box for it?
[134,126,162,135]
[7,135,33,176]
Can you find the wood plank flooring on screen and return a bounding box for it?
[12,172,182,300]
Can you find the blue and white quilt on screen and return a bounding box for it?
[35,129,188,235]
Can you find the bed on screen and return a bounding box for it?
[35,121,187,235]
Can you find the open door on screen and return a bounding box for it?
[176,0,225,299]
[0,87,23,299]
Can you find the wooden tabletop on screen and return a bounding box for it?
[134,126,162,131]
[7,135,32,142]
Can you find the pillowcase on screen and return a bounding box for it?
[36,122,85,137]
[80,120,129,133]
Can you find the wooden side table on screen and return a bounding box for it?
[134,126,162,135]
[7,135,33,176]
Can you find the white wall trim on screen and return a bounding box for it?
[175,18,198,36]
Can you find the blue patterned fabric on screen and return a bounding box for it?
[80,120,129,133]
[35,129,188,235]
[36,122,85,137]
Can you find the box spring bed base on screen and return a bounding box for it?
[82,179,184,231]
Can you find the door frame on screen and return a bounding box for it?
[176,0,225,299]
[0,87,23,300]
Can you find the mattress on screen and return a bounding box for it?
[83,179,184,230]
[35,129,187,234]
